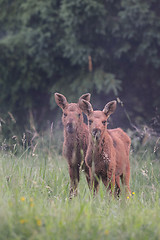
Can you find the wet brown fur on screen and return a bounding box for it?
[79,100,131,196]
[54,93,91,197]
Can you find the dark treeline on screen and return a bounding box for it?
[0,0,160,141]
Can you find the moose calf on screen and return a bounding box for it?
[79,99,131,196]
[55,93,91,198]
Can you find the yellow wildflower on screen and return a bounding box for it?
[30,202,34,208]
[20,197,26,202]
[36,219,42,226]
[104,230,109,235]
[127,196,130,199]
[132,192,135,195]
[20,219,27,224]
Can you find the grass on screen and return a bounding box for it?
[0,148,160,240]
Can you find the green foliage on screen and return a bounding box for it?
[51,69,121,109]
[0,0,62,123]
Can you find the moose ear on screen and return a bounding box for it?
[54,93,68,110]
[78,93,91,103]
[79,99,93,115]
[103,100,117,117]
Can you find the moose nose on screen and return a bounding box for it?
[66,122,74,134]
[92,128,101,140]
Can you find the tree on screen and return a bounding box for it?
[0,0,160,140]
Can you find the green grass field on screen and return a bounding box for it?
[0,148,160,240]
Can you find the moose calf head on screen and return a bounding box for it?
[79,100,117,141]
[55,93,91,134]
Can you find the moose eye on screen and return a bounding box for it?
[64,113,67,117]
[78,113,81,118]
[89,120,93,125]
[102,120,106,126]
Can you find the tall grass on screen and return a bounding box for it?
[0,148,160,240]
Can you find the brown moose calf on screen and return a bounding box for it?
[79,99,131,196]
[55,93,91,198]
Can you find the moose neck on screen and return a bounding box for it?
[90,129,111,152]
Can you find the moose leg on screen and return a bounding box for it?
[102,170,115,195]
[121,172,131,195]
[102,177,115,194]
[115,176,121,197]
[108,168,115,193]
[92,177,99,195]
[89,168,99,195]
[84,164,91,189]
[124,164,131,195]
[69,165,80,198]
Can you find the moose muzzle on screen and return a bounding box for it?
[92,128,101,141]
[66,122,75,134]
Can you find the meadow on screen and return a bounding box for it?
[0,144,160,240]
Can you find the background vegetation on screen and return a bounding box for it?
[0,0,160,143]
